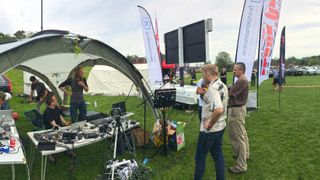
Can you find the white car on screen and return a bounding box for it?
[311,66,320,75]
[304,67,316,75]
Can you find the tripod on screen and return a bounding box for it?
[109,112,135,180]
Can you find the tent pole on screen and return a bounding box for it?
[41,0,43,31]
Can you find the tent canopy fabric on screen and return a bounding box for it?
[87,64,149,96]
[0,30,159,118]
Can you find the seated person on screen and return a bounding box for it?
[43,93,72,163]
[0,91,10,110]
[43,93,70,130]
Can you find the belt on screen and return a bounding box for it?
[228,104,244,108]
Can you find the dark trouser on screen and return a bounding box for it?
[70,101,87,123]
[194,129,225,180]
[221,78,227,85]
[251,77,256,86]
[198,106,202,123]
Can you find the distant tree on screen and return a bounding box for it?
[308,58,320,66]
[0,33,16,44]
[14,30,27,39]
[215,51,233,71]
[126,54,139,61]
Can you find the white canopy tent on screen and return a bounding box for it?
[0,30,159,118]
[87,64,149,96]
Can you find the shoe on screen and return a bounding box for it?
[228,166,246,174]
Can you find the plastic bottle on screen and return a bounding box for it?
[143,158,149,165]
[94,101,97,108]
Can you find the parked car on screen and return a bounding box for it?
[311,66,320,75]
[0,74,12,94]
[301,67,316,75]
[286,67,303,76]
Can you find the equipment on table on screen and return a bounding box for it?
[62,132,77,144]
[37,141,56,151]
[70,121,87,131]
[112,102,128,116]
[90,117,113,127]
[0,110,13,125]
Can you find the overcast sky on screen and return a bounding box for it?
[0,0,319,61]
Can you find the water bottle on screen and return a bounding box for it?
[94,101,97,108]
[143,158,149,165]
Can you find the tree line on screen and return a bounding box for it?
[0,30,34,44]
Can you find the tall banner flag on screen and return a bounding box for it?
[234,0,264,82]
[138,6,163,87]
[155,12,161,60]
[258,0,282,84]
[279,26,285,86]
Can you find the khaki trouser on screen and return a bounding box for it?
[227,106,249,171]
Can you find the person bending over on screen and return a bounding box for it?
[29,76,48,112]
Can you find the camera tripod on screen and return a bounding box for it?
[108,113,136,180]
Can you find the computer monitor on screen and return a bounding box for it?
[112,102,126,115]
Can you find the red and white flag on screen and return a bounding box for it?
[258,0,282,84]
[155,13,161,60]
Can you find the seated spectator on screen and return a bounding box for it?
[43,93,70,129]
[43,93,72,163]
[0,91,10,110]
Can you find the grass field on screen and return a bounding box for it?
[1,69,320,180]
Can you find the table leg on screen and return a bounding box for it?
[41,155,47,180]
[28,143,35,173]
[11,164,15,180]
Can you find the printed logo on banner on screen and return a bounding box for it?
[143,17,151,30]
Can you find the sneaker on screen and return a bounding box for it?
[228,166,247,174]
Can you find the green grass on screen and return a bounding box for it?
[1,69,320,179]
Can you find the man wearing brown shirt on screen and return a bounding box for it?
[228,62,249,174]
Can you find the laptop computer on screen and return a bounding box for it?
[0,110,13,126]
[112,102,127,115]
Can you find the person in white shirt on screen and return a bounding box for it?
[194,64,228,180]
